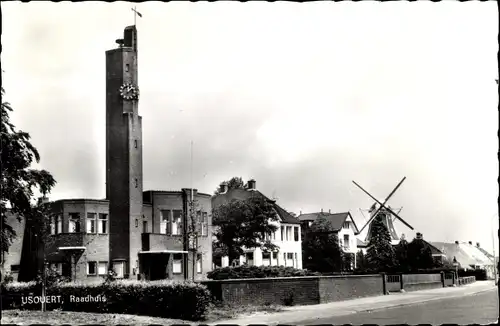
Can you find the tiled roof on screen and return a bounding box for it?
[430,241,494,267]
[212,188,300,224]
[298,211,359,233]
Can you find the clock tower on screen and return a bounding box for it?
[105,26,143,278]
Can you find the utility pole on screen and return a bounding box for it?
[190,141,197,281]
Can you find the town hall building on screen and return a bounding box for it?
[2,26,212,283]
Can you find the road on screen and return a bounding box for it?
[297,288,498,325]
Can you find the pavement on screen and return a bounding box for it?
[212,281,497,325]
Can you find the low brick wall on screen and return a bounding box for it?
[402,273,443,292]
[200,274,384,306]
[319,274,384,302]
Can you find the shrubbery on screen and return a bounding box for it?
[206,265,321,280]
[1,279,211,321]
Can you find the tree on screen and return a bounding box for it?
[1,87,56,261]
[302,216,343,273]
[213,176,245,195]
[187,197,209,280]
[365,215,396,272]
[407,237,434,271]
[394,236,410,272]
[342,252,354,272]
[355,250,368,271]
[212,194,279,264]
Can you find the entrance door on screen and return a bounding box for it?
[149,253,169,281]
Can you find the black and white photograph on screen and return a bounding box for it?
[1,1,498,325]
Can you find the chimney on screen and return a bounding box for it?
[455,241,459,245]
[416,232,423,239]
[476,242,480,248]
[300,210,302,215]
[329,209,331,213]
[468,241,472,245]
[220,182,228,194]
[247,179,256,190]
[321,208,323,213]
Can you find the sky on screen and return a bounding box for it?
[2,1,499,253]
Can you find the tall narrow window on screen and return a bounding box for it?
[50,216,56,235]
[286,226,292,241]
[344,234,349,249]
[294,226,299,241]
[134,139,137,148]
[160,210,171,235]
[196,211,202,234]
[125,64,130,72]
[173,254,183,274]
[56,215,63,234]
[281,226,285,241]
[262,252,271,266]
[196,254,202,274]
[142,221,148,233]
[202,212,208,236]
[172,210,183,235]
[134,178,138,188]
[86,213,96,234]
[98,213,108,234]
[68,213,81,233]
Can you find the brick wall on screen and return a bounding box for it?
[318,274,384,302]
[200,274,384,306]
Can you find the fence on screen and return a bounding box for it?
[385,274,402,292]
[458,276,476,286]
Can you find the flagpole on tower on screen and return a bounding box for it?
[132,6,142,27]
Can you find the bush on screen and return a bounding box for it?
[206,265,321,280]
[1,279,212,321]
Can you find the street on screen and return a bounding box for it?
[297,288,498,325]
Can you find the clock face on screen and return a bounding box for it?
[120,83,139,101]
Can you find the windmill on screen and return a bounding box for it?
[353,177,414,245]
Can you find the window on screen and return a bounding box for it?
[160,210,171,235]
[287,253,294,260]
[135,219,138,227]
[87,262,97,275]
[173,254,182,274]
[344,234,349,249]
[343,221,350,229]
[134,139,137,148]
[86,213,96,233]
[134,178,138,188]
[125,64,130,72]
[294,226,299,241]
[271,230,276,240]
[11,264,20,272]
[142,221,148,233]
[112,261,125,278]
[98,262,107,275]
[172,210,183,235]
[281,226,285,241]
[196,211,202,234]
[286,226,292,241]
[196,254,202,274]
[56,215,63,234]
[245,252,254,266]
[202,212,208,236]
[272,252,278,260]
[68,213,81,233]
[262,252,271,266]
[50,216,56,235]
[98,213,108,234]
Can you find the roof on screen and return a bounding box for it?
[212,188,300,224]
[422,239,444,255]
[297,211,360,233]
[430,241,494,267]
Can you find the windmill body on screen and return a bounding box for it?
[364,204,402,246]
[353,177,415,247]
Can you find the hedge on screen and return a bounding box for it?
[1,280,211,321]
[206,265,321,280]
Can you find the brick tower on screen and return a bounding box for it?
[105,26,143,278]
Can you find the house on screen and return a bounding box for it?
[212,180,303,269]
[1,26,213,283]
[298,210,360,267]
[431,240,496,279]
